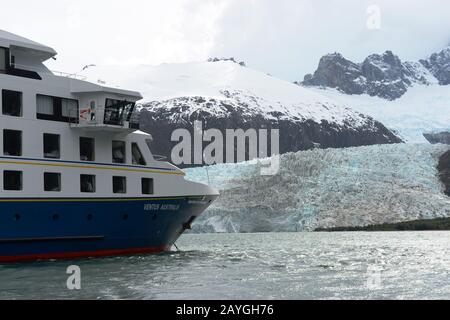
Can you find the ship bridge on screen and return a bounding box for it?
[69,78,143,133]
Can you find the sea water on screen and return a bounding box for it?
[0,232,449,300]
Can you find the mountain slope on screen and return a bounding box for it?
[309,84,450,143]
[82,61,401,164]
[301,48,449,100]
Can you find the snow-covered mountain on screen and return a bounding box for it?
[301,47,450,100]
[186,143,450,233]
[81,60,400,164]
[308,84,450,143]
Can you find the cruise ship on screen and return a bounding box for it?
[0,30,219,262]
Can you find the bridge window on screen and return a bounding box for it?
[142,178,154,195]
[113,176,126,194]
[80,137,95,161]
[80,174,96,193]
[132,143,146,165]
[4,170,22,191]
[3,129,22,156]
[112,141,126,164]
[44,172,61,192]
[43,133,60,159]
[2,89,22,117]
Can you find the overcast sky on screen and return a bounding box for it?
[1,0,449,81]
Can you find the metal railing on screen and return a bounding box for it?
[12,63,87,80]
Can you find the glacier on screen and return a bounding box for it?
[310,85,450,143]
[185,143,450,233]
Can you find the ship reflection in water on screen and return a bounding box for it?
[0,231,449,300]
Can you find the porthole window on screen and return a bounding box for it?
[52,214,60,221]
[123,214,129,220]
[87,214,93,221]
[13,213,21,221]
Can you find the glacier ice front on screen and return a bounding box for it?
[186,143,450,233]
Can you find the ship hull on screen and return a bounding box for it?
[0,195,217,263]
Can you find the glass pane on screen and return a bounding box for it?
[3,129,22,156]
[113,176,126,194]
[44,134,60,158]
[80,137,95,161]
[4,171,22,191]
[80,175,95,193]
[112,141,126,163]
[44,173,61,192]
[132,143,146,165]
[37,95,54,115]
[61,98,77,118]
[0,48,6,72]
[2,90,22,117]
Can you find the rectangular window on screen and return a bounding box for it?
[4,170,22,191]
[113,176,126,194]
[141,178,154,195]
[44,172,61,192]
[3,129,22,156]
[80,174,95,193]
[2,90,22,117]
[36,95,54,115]
[43,133,60,159]
[36,94,78,123]
[112,141,126,164]
[132,143,146,165]
[61,98,78,118]
[80,137,95,161]
[0,48,6,73]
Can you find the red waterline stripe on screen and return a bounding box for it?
[0,245,169,263]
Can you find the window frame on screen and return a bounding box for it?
[112,140,126,164]
[80,174,96,193]
[3,170,23,191]
[112,176,127,194]
[44,172,61,192]
[141,177,154,195]
[36,94,79,123]
[3,129,22,156]
[79,137,95,162]
[132,142,146,165]
[43,133,61,159]
[2,89,22,117]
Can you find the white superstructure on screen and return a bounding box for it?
[0,29,217,200]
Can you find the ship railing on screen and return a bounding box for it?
[10,63,87,80]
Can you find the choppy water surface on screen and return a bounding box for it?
[0,232,449,299]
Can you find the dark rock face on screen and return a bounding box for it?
[302,48,450,100]
[139,96,402,168]
[437,150,450,196]
[420,47,450,85]
[423,132,450,145]
[208,57,246,67]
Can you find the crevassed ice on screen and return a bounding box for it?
[186,143,450,233]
